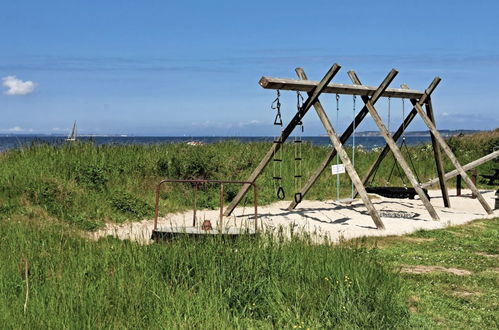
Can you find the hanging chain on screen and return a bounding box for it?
[401,98,406,141]
[351,95,356,198]
[387,97,391,134]
[271,90,283,126]
[335,94,340,201]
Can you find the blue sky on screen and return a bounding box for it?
[1,0,498,136]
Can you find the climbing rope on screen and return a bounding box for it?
[271,90,285,200]
[294,91,304,204]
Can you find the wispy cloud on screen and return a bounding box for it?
[2,76,36,95]
[0,126,34,133]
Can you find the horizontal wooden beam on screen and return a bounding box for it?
[259,76,428,99]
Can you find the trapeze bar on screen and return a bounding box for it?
[259,76,427,99]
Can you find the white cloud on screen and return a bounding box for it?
[0,126,34,133]
[2,76,36,95]
[8,126,23,132]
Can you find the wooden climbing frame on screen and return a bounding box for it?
[223,63,493,229]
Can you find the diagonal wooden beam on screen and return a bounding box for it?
[354,80,440,199]
[224,64,341,216]
[296,68,385,229]
[426,98,450,207]
[421,149,499,188]
[410,97,493,214]
[287,69,396,210]
[350,71,441,221]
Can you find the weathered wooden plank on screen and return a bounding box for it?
[350,71,441,221]
[223,64,342,216]
[421,150,499,188]
[259,76,425,99]
[287,69,394,210]
[426,99,450,207]
[411,102,494,214]
[354,80,440,198]
[295,68,385,229]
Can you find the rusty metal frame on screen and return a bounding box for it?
[154,179,258,232]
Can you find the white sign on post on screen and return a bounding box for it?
[331,164,345,175]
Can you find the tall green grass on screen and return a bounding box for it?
[0,130,497,230]
[0,219,410,328]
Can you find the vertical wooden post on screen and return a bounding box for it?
[456,175,462,196]
[296,68,385,229]
[425,99,450,207]
[224,64,342,216]
[410,96,493,214]
[349,71,441,221]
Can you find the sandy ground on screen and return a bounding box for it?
[89,189,498,244]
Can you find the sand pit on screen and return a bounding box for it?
[89,189,498,244]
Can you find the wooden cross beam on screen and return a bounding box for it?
[223,64,341,216]
[349,70,441,221]
[287,70,395,210]
[295,67,385,229]
[259,76,425,99]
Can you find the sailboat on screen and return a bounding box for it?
[65,121,77,141]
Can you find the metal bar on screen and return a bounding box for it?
[153,179,259,232]
[421,150,499,188]
[219,183,224,231]
[259,76,425,99]
[297,68,385,229]
[350,71,441,221]
[224,64,342,216]
[426,98,450,207]
[253,185,258,231]
[193,184,198,226]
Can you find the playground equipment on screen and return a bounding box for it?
[364,93,430,200]
[222,63,494,230]
[152,179,258,240]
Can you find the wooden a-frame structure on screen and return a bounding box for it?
[223,63,494,229]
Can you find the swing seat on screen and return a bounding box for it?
[366,186,430,200]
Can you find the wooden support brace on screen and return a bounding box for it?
[287,69,396,210]
[426,98,450,207]
[223,64,341,216]
[410,99,493,214]
[354,80,440,199]
[421,149,499,188]
[349,71,441,221]
[295,67,385,229]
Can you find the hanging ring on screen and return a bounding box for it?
[277,186,285,200]
[274,112,283,126]
[294,192,302,204]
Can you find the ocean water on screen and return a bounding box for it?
[0,135,433,152]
